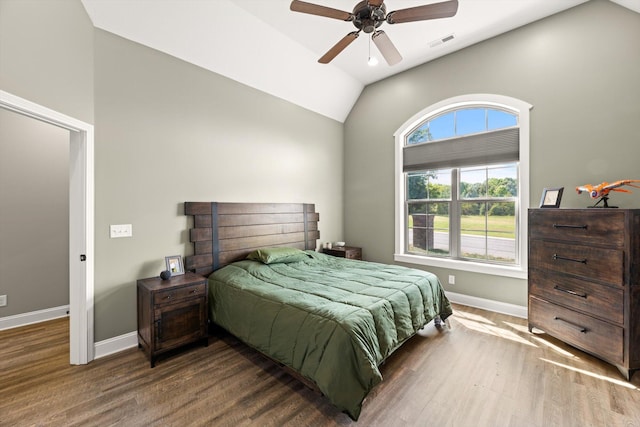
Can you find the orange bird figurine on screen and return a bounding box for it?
[576,179,640,207]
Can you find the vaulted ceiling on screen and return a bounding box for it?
[81,0,640,122]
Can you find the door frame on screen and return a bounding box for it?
[0,90,94,364]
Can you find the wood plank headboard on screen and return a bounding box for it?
[184,202,320,276]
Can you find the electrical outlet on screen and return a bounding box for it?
[0,295,7,307]
[448,275,455,285]
[110,224,133,238]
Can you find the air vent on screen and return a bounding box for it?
[429,33,455,48]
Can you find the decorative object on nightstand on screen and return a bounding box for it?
[528,208,640,380]
[137,272,208,367]
[159,270,172,280]
[323,245,362,260]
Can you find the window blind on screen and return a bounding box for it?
[403,127,519,172]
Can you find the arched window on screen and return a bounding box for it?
[394,95,532,278]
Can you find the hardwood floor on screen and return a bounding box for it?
[2,304,639,426]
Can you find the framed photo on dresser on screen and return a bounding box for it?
[539,187,563,208]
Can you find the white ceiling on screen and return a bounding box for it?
[81,0,639,122]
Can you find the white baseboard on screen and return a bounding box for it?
[94,331,138,359]
[0,305,138,360]
[2,294,526,361]
[94,292,528,360]
[0,305,69,330]
[446,291,528,319]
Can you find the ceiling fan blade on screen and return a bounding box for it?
[372,30,402,66]
[290,0,353,21]
[318,32,359,64]
[387,0,459,24]
[368,0,385,7]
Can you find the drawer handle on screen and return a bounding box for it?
[553,223,588,230]
[554,316,587,333]
[164,294,173,300]
[553,254,587,264]
[553,285,587,299]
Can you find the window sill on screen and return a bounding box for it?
[394,253,527,279]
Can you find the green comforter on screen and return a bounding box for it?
[208,251,452,420]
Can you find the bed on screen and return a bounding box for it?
[184,202,452,420]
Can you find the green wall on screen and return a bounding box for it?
[2,0,639,342]
[344,0,640,306]
[1,0,344,341]
[0,0,94,123]
[0,109,70,315]
[0,0,93,318]
[93,30,344,340]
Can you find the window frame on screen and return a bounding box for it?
[394,94,532,279]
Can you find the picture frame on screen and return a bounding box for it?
[539,187,564,208]
[165,255,185,276]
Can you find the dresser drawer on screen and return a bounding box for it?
[154,282,206,305]
[529,270,624,325]
[529,239,623,286]
[529,209,625,247]
[529,296,623,365]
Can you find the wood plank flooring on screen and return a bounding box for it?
[1,304,639,426]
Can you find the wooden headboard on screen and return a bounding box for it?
[184,202,320,276]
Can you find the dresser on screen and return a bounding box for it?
[528,208,640,380]
[137,272,208,367]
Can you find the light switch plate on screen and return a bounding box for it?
[110,224,132,238]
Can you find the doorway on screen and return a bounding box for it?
[0,90,94,364]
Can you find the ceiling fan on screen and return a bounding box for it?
[290,0,459,66]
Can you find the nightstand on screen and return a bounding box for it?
[323,246,362,260]
[137,272,208,367]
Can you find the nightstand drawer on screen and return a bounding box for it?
[323,246,362,260]
[529,296,623,365]
[343,247,361,260]
[154,282,206,305]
